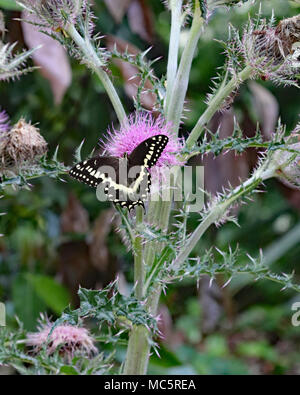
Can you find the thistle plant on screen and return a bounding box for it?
[1,0,300,375]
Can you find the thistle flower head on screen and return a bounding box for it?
[102,113,183,168]
[0,109,10,134]
[19,0,87,29]
[26,321,97,356]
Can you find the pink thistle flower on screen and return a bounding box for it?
[102,112,183,168]
[0,109,10,134]
[26,322,97,357]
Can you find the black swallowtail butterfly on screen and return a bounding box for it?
[69,135,169,211]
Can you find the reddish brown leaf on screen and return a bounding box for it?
[203,110,250,196]
[21,12,71,105]
[104,0,132,23]
[127,0,154,43]
[58,206,118,305]
[89,208,115,271]
[60,193,89,234]
[249,81,279,140]
[199,275,223,334]
[57,241,99,306]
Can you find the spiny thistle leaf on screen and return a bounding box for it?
[0,42,39,81]
[54,280,159,335]
[74,139,85,163]
[166,246,300,292]
[184,120,295,159]
[0,154,69,189]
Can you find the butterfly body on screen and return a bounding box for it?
[69,135,169,211]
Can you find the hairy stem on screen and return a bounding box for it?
[123,206,147,374]
[144,197,162,268]
[134,206,144,300]
[167,0,204,134]
[165,0,183,113]
[186,65,253,150]
[123,325,150,375]
[66,24,127,125]
[123,198,163,375]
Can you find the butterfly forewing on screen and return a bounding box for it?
[69,156,120,188]
[128,135,169,168]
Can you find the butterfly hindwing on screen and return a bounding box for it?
[114,199,145,211]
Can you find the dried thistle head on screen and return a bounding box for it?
[275,15,300,51]
[227,14,300,86]
[0,118,47,172]
[250,15,300,64]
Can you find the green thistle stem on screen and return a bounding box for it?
[123,199,162,375]
[123,325,150,375]
[186,65,253,150]
[167,0,204,134]
[66,24,127,125]
[165,0,183,113]
[143,197,162,268]
[134,206,144,300]
[123,206,147,374]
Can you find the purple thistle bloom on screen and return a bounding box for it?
[102,112,183,168]
[0,109,10,133]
